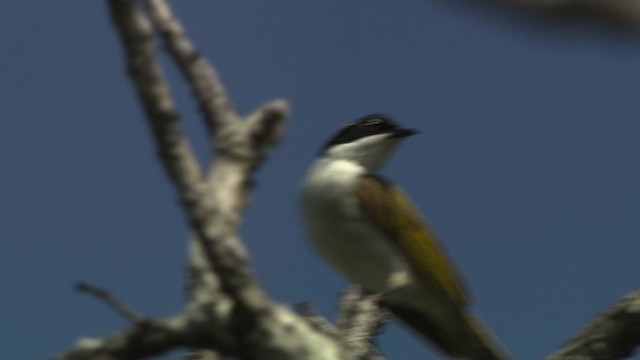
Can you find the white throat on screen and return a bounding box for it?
[321,133,400,173]
[301,157,365,200]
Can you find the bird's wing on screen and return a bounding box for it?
[356,174,469,306]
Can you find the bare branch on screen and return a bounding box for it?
[336,287,390,335]
[335,287,391,360]
[109,0,230,312]
[445,0,640,29]
[182,349,221,360]
[296,289,392,360]
[109,0,265,313]
[132,0,287,319]
[547,288,640,360]
[56,314,219,360]
[142,0,238,136]
[296,302,340,339]
[108,0,205,192]
[58,1,359,359]
[76,281,144,323]
[185,235,229,305]
[506,0,640,25]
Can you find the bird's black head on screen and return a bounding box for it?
[321,114,417,153]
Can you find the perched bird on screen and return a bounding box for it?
[300,114,508,360]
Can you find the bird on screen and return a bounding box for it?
[300,114,509,360]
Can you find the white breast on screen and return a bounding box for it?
[300,158,408,292]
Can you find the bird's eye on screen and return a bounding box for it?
[361,118,383,132]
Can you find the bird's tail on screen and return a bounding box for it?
[387,304,510,360]
[463,313,512,360]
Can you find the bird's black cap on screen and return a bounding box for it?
[321,114,418,152]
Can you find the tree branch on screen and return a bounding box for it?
[56,310,234,360]
[547,288,640,360]
[335,287,390,360]
[141,0,237,136]
[445,0,640,28]
[297,287,390,360]
[76,281,145,323]
[57,1,361,359]
[505,0,640,25]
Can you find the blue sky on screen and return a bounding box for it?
[2,1,640,359]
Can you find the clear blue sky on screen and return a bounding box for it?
[2,1,640,359]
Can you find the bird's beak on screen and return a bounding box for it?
[392,128,419,138]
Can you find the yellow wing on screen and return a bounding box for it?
[356,175,470,306]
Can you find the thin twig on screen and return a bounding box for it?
[76,281,144,323]
[296,302,339,338]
